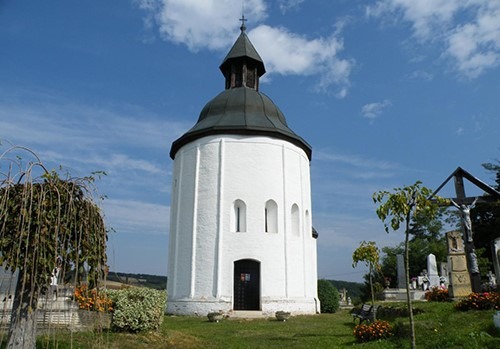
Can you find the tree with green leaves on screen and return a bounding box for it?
[373,181,443,349]
[317,279,340,313]
[352,241,380,317]
[470,161,500,273]
[379,207,448,288]
[0,145,107,349]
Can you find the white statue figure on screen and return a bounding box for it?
[50,256,62,299]
[450,198,478,242]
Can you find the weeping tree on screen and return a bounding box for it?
[0,145,107,349]
[352,241,380,318]
[373,181,442,349]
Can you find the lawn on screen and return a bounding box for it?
[8,302,500,348]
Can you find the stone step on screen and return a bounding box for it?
[228,310,264,319]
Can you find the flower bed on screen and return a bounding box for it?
[455,292,500,311]
[74,285,113,312]
[425,287,449,302]
[353,320,394,342]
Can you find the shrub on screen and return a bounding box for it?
[455,292,500,311]
[74,285,113,312]
[425,287,449,302]
[317,279,340,313]
[353,320,394,342]
[107,287,167,332]
[377,305,424,320]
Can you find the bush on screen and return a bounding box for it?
[425,287,450,302]
[107,287,167,332]
[455,292,500,311]
[353,320,394,342]
[317,279,340,313]
[377,305,424,320]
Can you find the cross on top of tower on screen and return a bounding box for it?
[240,14,247,32]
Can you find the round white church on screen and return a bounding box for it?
[166,23,319,316]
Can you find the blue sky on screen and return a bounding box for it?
[1,0,499,282]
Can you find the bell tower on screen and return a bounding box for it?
[167,20,318,316]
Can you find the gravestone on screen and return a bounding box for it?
[340,288,347,304]
[447,231,471,297]
[487,271,497,288]
[397,254,406,289]
[492,237,500,287]
[440,262,449,287]
[427,254,440,288]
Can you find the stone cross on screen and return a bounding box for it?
[446,231,472,297]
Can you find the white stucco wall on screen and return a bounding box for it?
[167,135,319,316]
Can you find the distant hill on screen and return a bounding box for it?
[107,272,167,290]
[105,273,362,302]
[325,279,363,304]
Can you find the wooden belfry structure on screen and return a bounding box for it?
[432,167,500,292]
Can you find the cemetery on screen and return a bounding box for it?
[1,7,500,349]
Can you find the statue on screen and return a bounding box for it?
[487,271,497,288]
[469,249,479,274]
[450,198,478,242]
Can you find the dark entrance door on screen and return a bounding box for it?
[233,259,260,310]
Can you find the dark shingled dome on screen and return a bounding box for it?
[169,25,311,160]
[169,87,311,159]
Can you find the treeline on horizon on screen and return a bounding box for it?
[106,272,363,302]
[107,271,167,290]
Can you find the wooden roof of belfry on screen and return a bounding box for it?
[169,21,312,160]
[219,23,266,77]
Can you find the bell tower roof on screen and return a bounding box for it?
[219,16,266,78]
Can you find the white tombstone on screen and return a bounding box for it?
[427,254,440,288]
[493,238,500,287]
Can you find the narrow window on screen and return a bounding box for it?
[247,69,255,88]
[291,204,300,237]
[237,207,241,232]
[235,71,243,87]
[233,200,247,232]
[264,208,268,232]
[305,210,311,238]
[265,200,278,233]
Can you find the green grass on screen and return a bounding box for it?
[5,302,500,348]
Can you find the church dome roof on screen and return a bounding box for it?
[170,20,311,160]
[170,87,311,159]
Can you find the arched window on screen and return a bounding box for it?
[305,210,311,238]
[264,200,278,233]
[233,200,247,232]
[291,204,300,237]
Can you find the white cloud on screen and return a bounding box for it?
[367,0,462,39]
[361,100,392,119]
[137,0,353,95]
[315,150,398,171]
[445,3,500,78]
[278,0,305,13]
[249,25,352,93]
[368,0,500,78]
[0,93,188,153]
[137,0,267,51]
[104,199,169,235]
[408,70,434,81]
[80,154,163,175]
[0,89,176,219]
